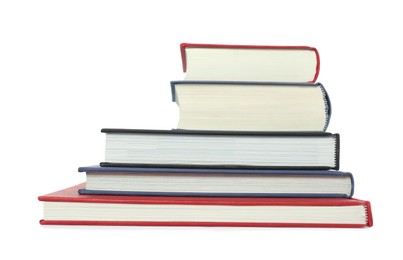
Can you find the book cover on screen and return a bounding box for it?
[101,129,340,170]
[38,183,373,228]
[180,43,320,82]
[170,80,332,131]
[78,165,354,198]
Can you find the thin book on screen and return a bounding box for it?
[78,165,354,198]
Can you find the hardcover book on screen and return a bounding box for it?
[38,183,373,228]
[180,43,320,82]
[171,80,331,131]
[78,165,354,198]
[100,129,340,170]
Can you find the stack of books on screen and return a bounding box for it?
[38,43,373,228]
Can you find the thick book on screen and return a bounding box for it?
[180,43,320,82]
[78,165,354,198]
[171,81,331,131]
[38,183,373,228]
[100,129,340,170]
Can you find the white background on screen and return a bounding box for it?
[1,0,401,259]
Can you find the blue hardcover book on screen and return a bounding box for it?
[78,165,354,198]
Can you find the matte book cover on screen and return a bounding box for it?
[101,129,340,170]
[180,43,320,82]
[38,183,373,228]
[78,165,354,198]
[170,80,332,131]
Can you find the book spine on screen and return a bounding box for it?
[334,134,340,170]
[312,48,320,82]
[349,172,355,198]
[318,82,332,131]
[365,201,374,227]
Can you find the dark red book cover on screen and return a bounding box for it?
[180,43,320,82]
[39,183,372,228]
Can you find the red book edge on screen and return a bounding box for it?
[38,183,372,228]
[39,220,369,228]
[180,43,320,83]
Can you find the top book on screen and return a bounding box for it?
[180,43,320,82]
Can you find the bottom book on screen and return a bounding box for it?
[38,183,373,228]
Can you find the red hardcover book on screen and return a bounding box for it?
[38,183,373,228]
[180,43,320,82]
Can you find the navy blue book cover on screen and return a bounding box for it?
[78,165,354,198]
